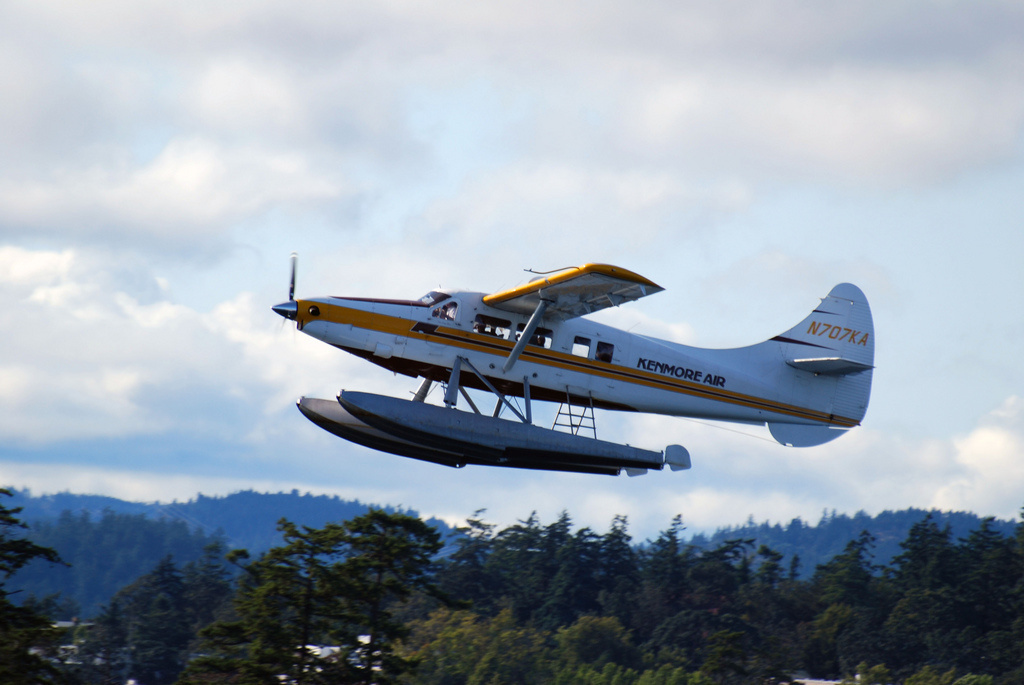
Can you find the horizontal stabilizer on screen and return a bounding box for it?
[786,357,874,375]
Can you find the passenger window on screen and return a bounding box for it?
[572,336,591,358]
[516,324,553,349]
[432,301,459,321]
[473,314,511,339]
[596,341,614,363]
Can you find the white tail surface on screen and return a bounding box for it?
[768,283,874,446]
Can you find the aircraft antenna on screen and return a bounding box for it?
[678,417,779,445]
[524,265,580,275]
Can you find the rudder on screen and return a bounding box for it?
[768,283,874,446]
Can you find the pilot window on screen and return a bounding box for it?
[515,323,553,349]
[419,291,450,307]
[572,336,591,358]
[432,300,459,321]
[596,341,614,362]
[474,314,512,339]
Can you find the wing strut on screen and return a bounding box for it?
[502,299,549,373]
[443,356,532,424]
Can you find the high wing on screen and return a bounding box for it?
[482,263,664,320]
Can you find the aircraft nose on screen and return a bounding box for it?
[272,300,298,320]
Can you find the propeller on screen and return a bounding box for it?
[272,252,299,321]
[288,251,297,301]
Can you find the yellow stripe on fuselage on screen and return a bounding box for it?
[302,301,859,428]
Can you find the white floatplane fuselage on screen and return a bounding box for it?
[279,269,872,453]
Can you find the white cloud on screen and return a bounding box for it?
[0,138,344,245]
[1,0,1021,254]
[0,247,360,443]
[186,58,307,135]
[0,246,75,285]
[624,64,1024,183]
[933,396,1024,517]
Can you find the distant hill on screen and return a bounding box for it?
[8,488,1018,617]
[8,489,455,617]
[10,488,453,556]
[689,507,1018,577]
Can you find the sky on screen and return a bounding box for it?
[2,0,1023,542]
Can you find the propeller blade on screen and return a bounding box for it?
[272,253,300,321]
[288,252,298,302]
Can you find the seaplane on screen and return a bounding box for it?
[272,258,874,476]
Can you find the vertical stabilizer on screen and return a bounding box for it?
[768,283,874,446]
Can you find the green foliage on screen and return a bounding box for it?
[10,499,1024,684]
[697,507,1016,576]
[181,509,443,685]
[952,675,994,685]
[839,661,891,684]
[904,664,958,685]
[0,488,65,685]
[71,550,233,685]
[404,607,553,685]
[17,508,224,617]
[556,615,640,670]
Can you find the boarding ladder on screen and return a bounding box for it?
[553,389,597,439]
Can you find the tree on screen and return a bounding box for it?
[181,519,356,684]
[699,630,748,685]
[0,488,65,685]
[403,607,553,685]
[890,514,956,593]
[76,556,194,685]
[814,531,877,608]
[80,597,130,685]
[339,508,444,683]
[632,515,693,644]
[127,557,193,685]
[555,615,640,671]
[181,509,443,685]
[182,541,234,639]
[436,511,495,614]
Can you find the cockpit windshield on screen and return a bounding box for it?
[418,291,450,307]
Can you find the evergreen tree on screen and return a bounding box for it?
[76,556,195,685]
[536,525,604,630]
[596,515,640,628]
[80,598,130,685]
[890,513,956,592]
[436,511,495,615]
[181,510,443,685]
[181,541,234,641]
[633,514,693,645]
[0,488,65,685]
[128,557,192,685]
[339,508,444,683]
[182,519,355,684]
[805,531,885,677]
[484,512,549,623]
[885,515,962,674]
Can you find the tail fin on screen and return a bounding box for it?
[768,283,874,447]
